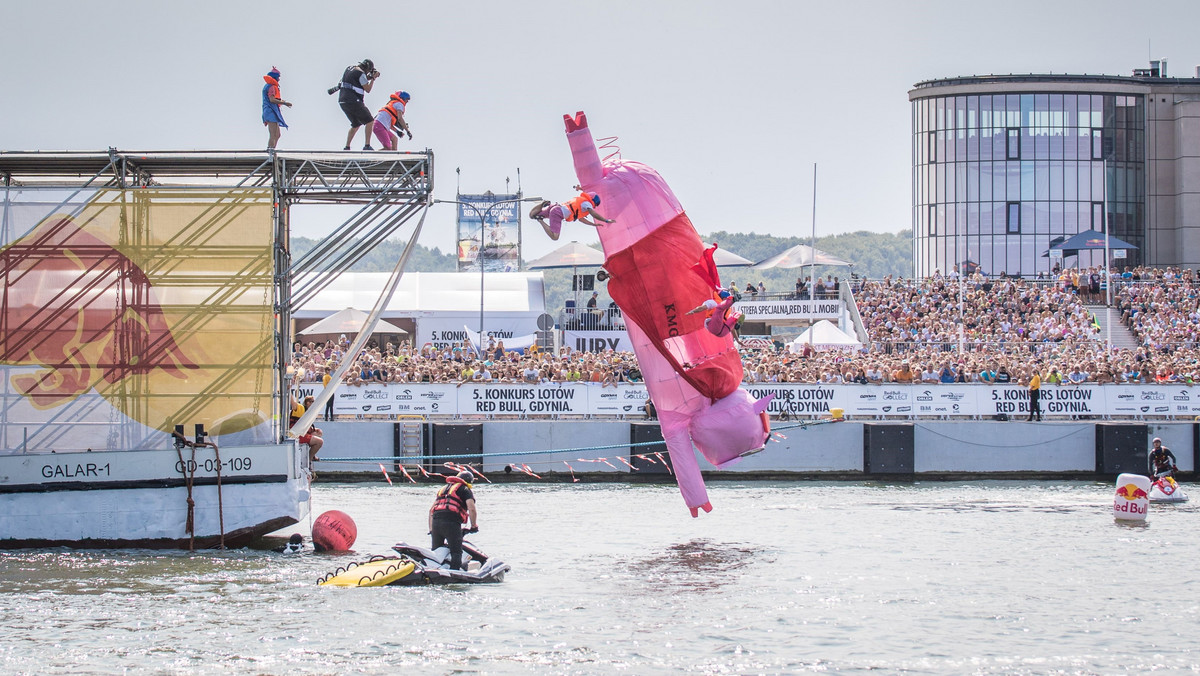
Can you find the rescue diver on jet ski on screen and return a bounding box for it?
[1149,437,1179,479]
[429,470,479,571]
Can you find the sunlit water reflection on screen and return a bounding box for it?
[1,481,1197,673]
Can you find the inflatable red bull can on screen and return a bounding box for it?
[1113,473,1150,522]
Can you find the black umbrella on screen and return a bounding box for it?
[1042,229,1138,258]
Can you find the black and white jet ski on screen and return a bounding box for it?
[390,538,510,584]
[317,538,509,587]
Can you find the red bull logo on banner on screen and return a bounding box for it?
[0,216,201,409]
[0,189,275,442]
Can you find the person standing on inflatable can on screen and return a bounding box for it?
[529,186,615,241]
[428,470,478,570]
[371,91,411,150]
[261,67,292,150]
[329,59,379,150]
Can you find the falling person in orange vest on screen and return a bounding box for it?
[529,186,615,240]
[428,470,479,570]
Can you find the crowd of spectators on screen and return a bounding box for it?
[740,341,1200,386]
[1115,267,1200,350]
[855,273,1101,346]
[290,265,1200,391]
[291,337,645,388]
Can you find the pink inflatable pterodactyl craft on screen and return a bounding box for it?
[563,111,772,516]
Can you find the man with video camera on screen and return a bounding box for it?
[330,59,380,150]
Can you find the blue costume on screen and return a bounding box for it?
[262,69,288,128]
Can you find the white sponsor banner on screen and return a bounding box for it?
[417,315,539,351]
[295,383,458,416]
[848,384,921,417]
[588,385,649,416]
[978,384,1104,418]
[909,384,977,417]
[464,325,536,353]
[1107,384,1199,417]
[1039,385,1106,417]
[1106,385,1143,417]
[977,385,1028,417]
[295,382,1200,419]
[336,383,391,415]
[376,383,457,416]
[564,330,634,353]
[744,384,850,417]
[735,299,841,320]
[457,383,590,416]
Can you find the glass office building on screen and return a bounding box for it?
[911,79,1147,277]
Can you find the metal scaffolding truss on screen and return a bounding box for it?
[0,148,431,197]
[0,149,434,446]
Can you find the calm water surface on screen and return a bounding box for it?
[1,481,1198,674]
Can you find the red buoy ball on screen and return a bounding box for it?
[312,510,357,551]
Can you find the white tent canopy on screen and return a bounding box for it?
[753,244,851,269]
[525,241,606,269]
[789,320,862,351]
[298,307,408,335]
[710,247,754,267]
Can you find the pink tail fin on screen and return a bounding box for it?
[564,111,588,132]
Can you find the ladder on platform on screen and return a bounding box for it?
[399,420,424,465]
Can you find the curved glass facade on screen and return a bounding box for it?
[912,91,1144,277]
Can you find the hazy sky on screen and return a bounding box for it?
[4,0,1199,262]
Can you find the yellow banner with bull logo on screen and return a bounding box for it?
[0,188,275,452]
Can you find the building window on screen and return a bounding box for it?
[1006,202,1021,234]
[1093,202,1105,232]
[929,205,937,235]
[928,131,936,163]
[1091,128,1104,160]
[1006,128,1020,160]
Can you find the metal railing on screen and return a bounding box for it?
[558,306,625,331]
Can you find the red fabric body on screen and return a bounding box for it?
[690,243,722,290]
[604,213,742,400]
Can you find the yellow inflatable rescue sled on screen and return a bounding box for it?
[317,556,416,587]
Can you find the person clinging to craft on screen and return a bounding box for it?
[289,394,324,461]
[428,470,478,571]
[686,289,743,342]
